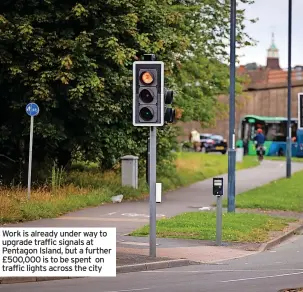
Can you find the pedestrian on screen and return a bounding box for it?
[189,128,200,152]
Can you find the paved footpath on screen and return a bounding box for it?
[5,160,303,264]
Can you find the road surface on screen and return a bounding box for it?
[2,231,302,292]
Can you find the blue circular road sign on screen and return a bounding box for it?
[26,103,40,117]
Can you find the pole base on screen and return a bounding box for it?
[227,149,236,213]
[286,137,292,178]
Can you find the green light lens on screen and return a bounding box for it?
[140,107,154,121]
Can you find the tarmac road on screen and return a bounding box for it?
[1,232,302,292]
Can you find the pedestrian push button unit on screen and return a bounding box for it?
[213,178,223,196]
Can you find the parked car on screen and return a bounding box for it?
[200,133,212,150]
[202,134,228,154]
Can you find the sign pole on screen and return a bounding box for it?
[213,177,224,246]
[27,115,34,200]
[299,93,303,129]
[286,0,292,178]
[216,195,222,246]
[146,137,150,185]
[227,0,237,212]
[149,126,157,257]
[25,102,39,200]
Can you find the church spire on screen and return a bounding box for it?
[266,32,280,69]
[267,32,279,59]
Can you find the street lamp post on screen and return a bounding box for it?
[286,0,292,178]
[227,0,237,212]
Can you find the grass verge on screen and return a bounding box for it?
[264,156,303,163]
[159,153,259,190]
[0,153,259,224]
[222,169,303,212]
[0,184,144,224]
[130,211,296,243]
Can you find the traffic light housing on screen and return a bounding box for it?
[164,89,175,124]
[133,61,164,126]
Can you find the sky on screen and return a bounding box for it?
[238,0,303,68]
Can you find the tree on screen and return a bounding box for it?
[170,0,256,127]
[173,55,250,127]
[0,0,255,185]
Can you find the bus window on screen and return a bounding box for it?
[241,122,250,141]
[265,123,275,140]
[265,122,287,142]
[291,122,297,140]
[241,121,251,155]
[250,124,256,140]
[250,121,265,140]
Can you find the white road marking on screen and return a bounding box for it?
[104,288,150,292]
[199,207,212,211]
[56,216,149,222]
[143,269,303,273]
[108,212,117,215]
[118,241,160,246]
[220,271,303,283]
[121,213,165,218]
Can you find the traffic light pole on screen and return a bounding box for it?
[133,54,172,257]
[149,126,157,257]
[146,137,150,184]
[227,0,236,212]
[286,0,292,178]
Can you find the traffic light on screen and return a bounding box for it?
[164,88,175,124]
[133,61,164,126]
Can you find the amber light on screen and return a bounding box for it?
[140,71,154,84]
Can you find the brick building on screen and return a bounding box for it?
[177,33,303,142]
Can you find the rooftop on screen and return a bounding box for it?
[237,33,303,90]
[237,66,303,90]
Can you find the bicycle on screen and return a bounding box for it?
[256,145,266,162]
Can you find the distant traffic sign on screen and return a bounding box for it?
[26,103,39,117]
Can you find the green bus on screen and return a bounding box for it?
[236,114,298,156]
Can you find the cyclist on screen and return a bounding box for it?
[254,128,266,159]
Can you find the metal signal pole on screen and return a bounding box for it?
[286,0,292,178]
[227,0,236,212]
